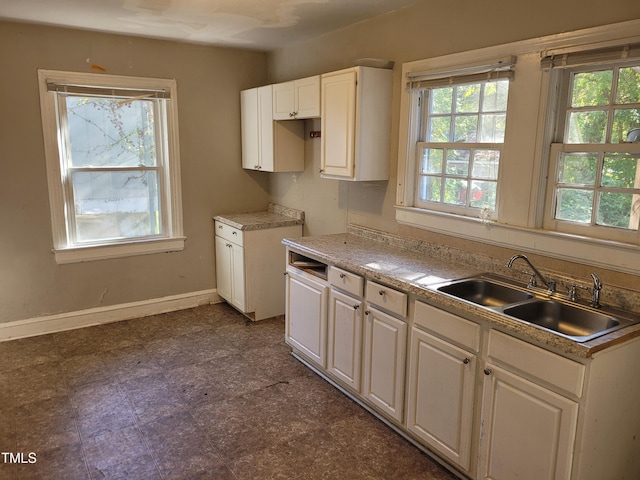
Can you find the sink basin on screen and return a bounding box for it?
[437,278,534,307]
[503,300,620,340]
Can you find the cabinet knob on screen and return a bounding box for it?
[365,310,370,316]
[378,290,385,296]
[353,305,359,310]
[319,169,324,173]
[463,357,470,364]
[484,368,492,376]
[226,243,232,248]
[232,231,237,235]
[339,273,346,279]
[283,271,288,276]
[218,225,223,229]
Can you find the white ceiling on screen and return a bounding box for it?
[0,0,420,50]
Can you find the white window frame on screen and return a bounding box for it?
[38,70,184,264]
[396,19,640,275]
[542,60,640,243]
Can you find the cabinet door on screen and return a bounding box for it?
[257,85,275,171]
[407,328,476,471]
[272,81,295,120]
[327,288,364,392]
[240,88,259,170]
[215,236,245,312]
[321,70,356,178]
[285,271,328,368]
[294,76,320,118]
[363,306,407,422]
[215,235,233,303]
[478,364,578,480]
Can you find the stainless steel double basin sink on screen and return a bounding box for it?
[432,275,640,342]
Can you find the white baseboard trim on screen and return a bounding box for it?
[0,289,222,342]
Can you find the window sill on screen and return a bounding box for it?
[395,206,640,276]
[53,237,186,264]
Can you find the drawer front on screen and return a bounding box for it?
[365,280,407,318]
[328,266,364,297]
[215,221,243,246]
[488,330,585,397]
[414,300,481,352]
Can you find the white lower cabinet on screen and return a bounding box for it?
[363,306,407,422]
[478,364,578,480]
[327,288,364,392]
[214,228,245,312]
[285,266,328,368]
[407,328,476,472]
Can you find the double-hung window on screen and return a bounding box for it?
[542,46,640,244]
[406,58,515,216]
[38,70,184,263]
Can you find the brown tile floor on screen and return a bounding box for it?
[0,303,457,480]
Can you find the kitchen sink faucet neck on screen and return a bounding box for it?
[507,254,556,293]
[590,272,602,309]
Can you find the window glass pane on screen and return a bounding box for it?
[616,66,640,104]
[470,180,497,209]
[557,153,597,185]
[453,115,478,142]
[66,97,157,168]
[596,191,638,230]
[479,113,506,142]
[472,150,500,179]
[602,154,639,188]
[446,149,470,175]
[455,84,480,113]
[428,117,451,142]
[482,80,509,112]
[420,148,444,173]
[611,108,640,143]
[566,110,608,143]
[570,70,612,107]
[72,170,161,242]
[444,178,468,205]
[418,176,441,202]
[430,87,453,114]
[555,188,593,223]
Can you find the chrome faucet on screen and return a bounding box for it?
[507,254,556,293]
[590,272,602,308]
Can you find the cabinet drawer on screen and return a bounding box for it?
[215,221,243,246]
[365,280,407,317]
[414,300,481,352]
[488,330,585,397]
[328,266,364,297]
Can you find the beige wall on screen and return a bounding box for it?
[0,21,268,323]
[266,0,640,289]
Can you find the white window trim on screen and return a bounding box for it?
[396,19,640,275]
[38,70,185,263]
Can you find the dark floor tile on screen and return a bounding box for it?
[61,352,112,387]
[10,361,69,407]
[138,412,225,480]
[53,323,138,358]
[100,344,164,381]
[128,309,217,343]
[83,426,159,480]
[14,396,80,452]
[241,341,311,383]
[16,443,90,480]
[0,334,60,371]
[119,373,188,425]
[70,380,137,439]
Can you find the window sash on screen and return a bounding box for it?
[55,92,170,246]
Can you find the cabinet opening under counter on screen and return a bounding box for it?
[288,251,328,280]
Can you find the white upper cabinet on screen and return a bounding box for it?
[272,75,320,120]
[240,85,304,172]
[320,66,392,181]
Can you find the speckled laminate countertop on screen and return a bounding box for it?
[282,225,640,359]
[214,203,304,231]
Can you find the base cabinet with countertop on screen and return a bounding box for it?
[283,239,640,480]
[214,206,303,321]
